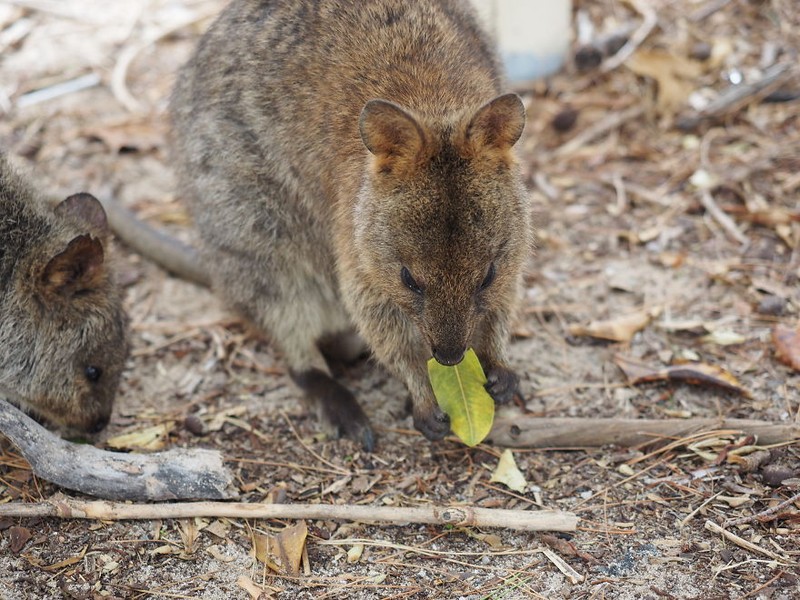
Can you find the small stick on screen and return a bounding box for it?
[0,397,236,501]
[489,416,800,448]
[16,73,101,109]
[704,520,794,564]
[552,105,645,159]
[0,494,579,533]
[111,9,219,113]
[540,546,585,584]
[689,0,733,22]
[600,0,658,73]
[698,189,749,246]
[723,487,800,528]
[676,63,794,130]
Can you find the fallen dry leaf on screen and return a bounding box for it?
[253,521,307,576]
[700,329,746,346]
[106,422,175,451]
[772,323,800,371]
[39,545,88,571]
[489,449,527,493]
[569,308,658,343]
[626,49,703,112]
[614,354,751,398]
[237,575,275,600]
[8,526,31,553]
[346,543,364,563]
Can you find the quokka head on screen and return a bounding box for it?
[355,93,532,366]
[3,192,129,435]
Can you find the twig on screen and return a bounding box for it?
[281,411,351,475]
[111,9,219,112]
[490,416,800,449]
[723,488,800,528]
[676,63,794,130]
[0,494,579,532]
[0,397,236,501]
[16,73,101,109]
[540,546,585,584]
[679,492,722,527]
[552,105,645,159]
[704,520,794,564]
[600,0,658,73]
[689,0,733,22]
[3,0,83,19]
[698,189,749,246]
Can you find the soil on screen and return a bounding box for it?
[1,1,799,598]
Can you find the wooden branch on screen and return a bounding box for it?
[0,397,236,501]
[0,494,579,532]
[676,62,794,130]
[489,416,800,448]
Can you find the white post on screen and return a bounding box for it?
[469,0,573,83]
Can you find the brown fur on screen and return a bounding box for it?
[0,156,129,434]
[170,0,534,449]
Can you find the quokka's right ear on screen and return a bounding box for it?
[41,234,106,298]
[359,99,427,175]
[54,193,109,236]
[465,93,526,154]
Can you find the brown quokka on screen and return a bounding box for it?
[167,0,534,450]
[0,155,128,434]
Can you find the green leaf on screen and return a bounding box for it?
[427,348,495,447]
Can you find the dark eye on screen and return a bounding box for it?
[85,366,103,383]
[479,263,496,291]
[401,266,423,295]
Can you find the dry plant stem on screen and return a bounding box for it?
[16,73,102,109]
[552,106,645,159]
[489,416,800,448]
[704,520,794,565]
[689,0,733,22]
[699,189,749,246]
[723,488,800,528]
[111,8,220,113]
[540,547,585,584]
[0,494,579,533]
[600,0,658,73]
[0,397,236,501]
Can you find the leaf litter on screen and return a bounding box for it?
[1,0,800,598]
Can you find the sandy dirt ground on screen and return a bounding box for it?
[1,0,799,598]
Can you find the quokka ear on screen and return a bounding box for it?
[466,93,526,152]
[359,99,427,173]
[54,193,109,235]
[41,234,105,297]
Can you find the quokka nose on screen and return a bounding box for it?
[432,347,466,366]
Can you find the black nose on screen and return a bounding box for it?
[432,347,466,366]
[88,414,110,434]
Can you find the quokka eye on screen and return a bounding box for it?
[85,366,103,383]
[479,262,496,291]
[401,266,423,295]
